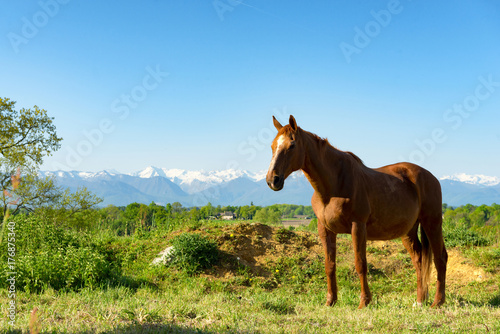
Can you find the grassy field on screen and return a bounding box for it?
[2,220,499,333]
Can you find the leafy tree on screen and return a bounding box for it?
[0,98,62,170]
[124,202,141,221]
[100,205,123,221]
[238,205,250,220]
[165,203,172,215]
[1,98,62,221]
[254,207,281,224]
[171,202,183,213]
[189,207,200,221]
[200,202,214,219]
[34,187,103,229]
[1,172,67,219]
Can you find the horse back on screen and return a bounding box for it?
[364,162,442,239]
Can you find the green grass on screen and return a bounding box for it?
[2,277,499,333]
[2,219,499,333]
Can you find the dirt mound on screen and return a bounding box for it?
[210,223,322,278]
[197,223,490,287]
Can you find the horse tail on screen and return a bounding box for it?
[420,224,433,301]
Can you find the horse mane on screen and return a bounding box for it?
[302,128,365,166]
[345,151,364,165]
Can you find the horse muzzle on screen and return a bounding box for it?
[267,174,284,191]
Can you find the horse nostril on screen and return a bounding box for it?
[273,175,281,185]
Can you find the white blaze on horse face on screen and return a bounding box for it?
[268,134,286,174]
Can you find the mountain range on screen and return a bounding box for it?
[39,167,500,207]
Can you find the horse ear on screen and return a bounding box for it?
[289,115,297,131]
[273,116,283,131]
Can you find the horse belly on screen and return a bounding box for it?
[366,190,420,240]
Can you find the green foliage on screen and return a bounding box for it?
[1,98,63,220]
[168,233,219,275]
[35,186,103,230]
[444,224,490,247]
[301,218,318,232]
[0,215,120,292]
[442,203,500,247]
[0,97,62,169]
[254,207,281,224]
[274,227,295,243]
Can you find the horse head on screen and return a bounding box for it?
[266,115,305,191]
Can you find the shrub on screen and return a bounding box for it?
[0,215,120,292]
[168,233,219,275]
[443,225,490,247]
[302,218,318,232]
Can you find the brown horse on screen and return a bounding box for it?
[266,115,447,309]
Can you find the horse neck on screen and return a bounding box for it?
[300,130,361,199]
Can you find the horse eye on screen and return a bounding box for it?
[289,142,296,149]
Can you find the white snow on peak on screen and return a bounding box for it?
[132,166,264,184]
[133,166,167,178]
[129,166,269,193]
[440,173,500,187]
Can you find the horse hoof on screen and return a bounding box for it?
[413,302,423,308]
[357,302,368,309]
[431,300,445,308]
[325,297,337,307]
[358,295,371,309]
[325,300,337,307]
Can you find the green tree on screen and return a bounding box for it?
[171,202,183,213]
[1,172,60,218]
[1,98,62,221]
[34,187,103,229]
[0,98,62,170]
[200,202,214,219]
[238,205,250,220]
[189,207,200,221]
[254,207,281,224]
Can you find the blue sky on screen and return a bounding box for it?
[1,0,499,177]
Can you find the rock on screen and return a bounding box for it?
[151,246,175,266]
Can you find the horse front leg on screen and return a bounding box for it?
[352,221,372,309]
[318,220,337,306]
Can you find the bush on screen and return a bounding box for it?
[302,218,318,232]
[168,233,219,275]
[443,225,490,247]
[0,215,120,292]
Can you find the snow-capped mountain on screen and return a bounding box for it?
[440,173,500,187]
[131,166,267,194]
[439,173,500,206]
[38,168,500,207]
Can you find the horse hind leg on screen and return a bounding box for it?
[401,222,428,306]
[420,216,448,307]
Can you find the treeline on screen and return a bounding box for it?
[443,203,500,246]
[97,202,316,236]
[443,203,500,227]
